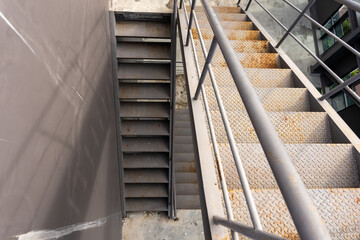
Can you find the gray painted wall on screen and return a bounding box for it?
[240,0,321,87]
[0,0,122,239]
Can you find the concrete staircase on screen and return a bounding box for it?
[115,12,172,213]
[184,5,360,239]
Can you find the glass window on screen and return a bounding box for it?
[332,12,340,23]
[334,23,343,37]
[320,7,351,53]
[342,17,351,35]
[331,91,346,111]
[322,35,335,52]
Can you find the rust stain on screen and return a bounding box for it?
[356,197,360,204]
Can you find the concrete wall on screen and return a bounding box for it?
[240,0,321,87]
[0,0,122,239]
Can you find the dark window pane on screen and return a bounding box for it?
[334,23,343,37]
[322,35,335,52]
[342,17,351,35]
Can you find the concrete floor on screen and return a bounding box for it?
[122,210,205,240]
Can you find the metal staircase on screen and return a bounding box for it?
[174,108,201,209]
[114,12,175,215]
[177,1,360,239]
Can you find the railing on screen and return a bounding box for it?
[169,0,179,219]
[239,0,360,107]
[176,0,360,239]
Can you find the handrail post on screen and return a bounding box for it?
[194,37,218,99]
[245,0,253,11]
[275,0,316,48]
[185,0,197,46]
[179,0,183,9]
[236,0,241,7]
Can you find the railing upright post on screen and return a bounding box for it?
[194,37,218,99]
[245,0,253,11]
[179,0,183,9]
[275,0,316,48]
[185,0,197,46]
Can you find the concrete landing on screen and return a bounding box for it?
[122,210,205,240]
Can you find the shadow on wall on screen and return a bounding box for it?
[0,1,121,239]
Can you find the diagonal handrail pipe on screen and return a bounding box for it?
[197,0,332,238]
[169,0,179,219]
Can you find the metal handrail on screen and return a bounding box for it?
[244,0,360,106]
[187,0,263,232]
[182,0,332,238]
[182,2,238,239]
[169,0,178,219]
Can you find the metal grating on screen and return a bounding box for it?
[229,188,360,239]
[219,143,360,189]
[194,39,269,53]
[210,110,332,144]
[205,86,310,112]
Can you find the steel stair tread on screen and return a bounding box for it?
[195,39,269,53]
[193,20,253,30]
[174,127,192,136]
[174,143,194,153]
[124,169,168,183]
[174,153,196,162]
[186,6,242,13]
[194,11,248,21]
[174,114,190,121]
[174,120,191,128]
[206,67,294,88]
[118,63,170,80]
[125,183,168,198]
[119,83,170,100]
[229,188,360,239]
[120,102,170,118]
[174,136,193,144]
[205,86,310,112]
[211,110,331,144]
[126,198,168,211]
[121,120,169,136]
[219,143,359,189]
[176,183,199,195]
[175,172,198,183]
[117,42,171,59]
[175,161,196,172]
[197,50,280,68]
[115,21,171,38]
[122,137,169,152]
[123,153,169,168]
[192,28,259,40]
[176,195,201,209]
